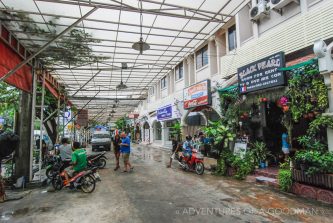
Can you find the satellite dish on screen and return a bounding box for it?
[314,39,327,58]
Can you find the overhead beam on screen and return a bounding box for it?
[47,67,172,71]
[70,96,145,101]
[35,0,225,22]
[1,18,204,41]
[0,7,98,82]
[0,8,210,35]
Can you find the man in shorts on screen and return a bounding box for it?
[64,142,87,186]
[120,133,133,172]
[167,135,181,168]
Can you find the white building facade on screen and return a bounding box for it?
[135,0,333,149]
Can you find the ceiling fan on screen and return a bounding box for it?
[132,0,150,54]
[116,62,128,89]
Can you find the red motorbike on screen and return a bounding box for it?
[52,167,98,193]
[178,149,205,175]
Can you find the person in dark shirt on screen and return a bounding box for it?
[113,134,121,171]
[167,136,181,168]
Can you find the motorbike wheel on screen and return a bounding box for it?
[97,158,107,169]
[46,168,54,179]
[80,175,96,193]
[195,162,205,175]
[52,175,63,190]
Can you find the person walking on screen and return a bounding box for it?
[113,134,121,171]
[120,132,133,172]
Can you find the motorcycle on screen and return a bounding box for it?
[45,156,71,179]
[52,167,98,193]
[87,151,107,169]
[178,149,205,175]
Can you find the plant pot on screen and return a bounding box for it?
[292,169,333,190]
[260,162,266,169]
[303,114,308,119]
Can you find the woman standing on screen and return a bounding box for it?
[113,134,121,171]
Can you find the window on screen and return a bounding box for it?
[161,76,167,89]
[175,62,184,80]
[196,45,208,70]
[228,25,237,51]
[149,87,154,96]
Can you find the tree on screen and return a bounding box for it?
[115,117,126,131]
[0,82,19,131]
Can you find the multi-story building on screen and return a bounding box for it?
[135,0,333,148]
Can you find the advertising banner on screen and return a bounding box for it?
[157,104,172,121]
[238,52,286,94]
[183,79,211,109]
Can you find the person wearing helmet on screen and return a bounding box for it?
[183,135,194,165]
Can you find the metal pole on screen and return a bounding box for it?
[56,95,61,143]
[0,7,98,83]
[62,97,66,139]
[39,71,46,181]
[29,62,37,181]
[71,70,101,97]
[63,91,100,130]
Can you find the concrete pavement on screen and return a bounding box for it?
[1,144,333,223]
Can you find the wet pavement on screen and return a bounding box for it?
[1,144,333,223]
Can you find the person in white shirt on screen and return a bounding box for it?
[59,138,72,160]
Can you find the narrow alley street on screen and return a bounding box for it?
[1,145,333,223]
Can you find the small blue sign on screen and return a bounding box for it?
[157,105,172,121]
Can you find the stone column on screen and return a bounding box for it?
[15,91,32,179]
[161,121,166,146]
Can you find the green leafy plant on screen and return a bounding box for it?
[169,121,182,141]
[231,151,255,180]
[115,117,126,130]
[250,141,271,164]
[286,65,328,122]
[294,150,333,175]
[297,135,326,151]
[203,121,236,149]
[307,115,333,137]
[278,163,293,192]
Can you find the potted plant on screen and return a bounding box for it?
[250,141,270,168]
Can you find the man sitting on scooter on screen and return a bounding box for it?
[64,142,87,186]
[183,136,194,165]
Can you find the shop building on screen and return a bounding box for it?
[135,0,333,149]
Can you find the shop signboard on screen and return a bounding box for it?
[183,79,211,109]
[157,104,172,121]
[76,109,88,127]
[238,52,286,94]
[128,113,139,119]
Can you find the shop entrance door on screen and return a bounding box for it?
[264,102,285,156]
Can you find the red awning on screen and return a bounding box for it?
[0,40,32,92]
[44,80,59,99]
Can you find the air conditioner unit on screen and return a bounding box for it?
[268,0,298,10]
[250,0,269,21]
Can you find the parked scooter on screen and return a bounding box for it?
[87,151,107,169]
[178,149,205,175]
[51,167,98,193]
[45,156,71,179]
